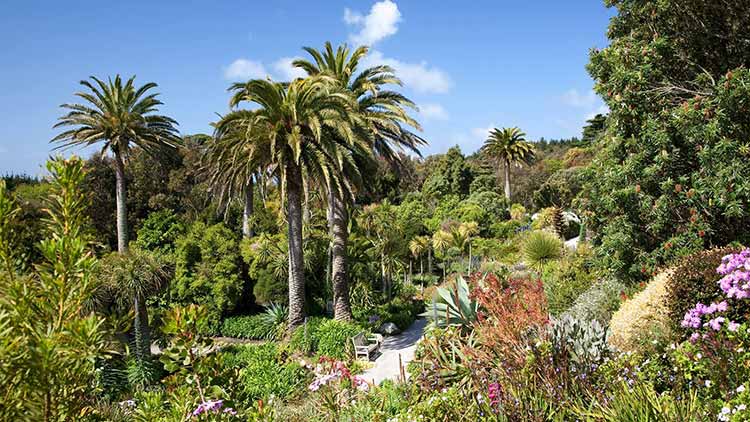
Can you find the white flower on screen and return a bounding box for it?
[737,385,746,393]
[739,404,747,411]
[705,380,712,388]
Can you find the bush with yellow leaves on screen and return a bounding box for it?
[607,270,674,354]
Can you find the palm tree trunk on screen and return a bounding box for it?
[133,295,151,359]
[242,178,254,239]
[504,158,512,200]
[428,248,432,275]
[328,189,352,321]
[285,163,306,329]
[113,151,128,253]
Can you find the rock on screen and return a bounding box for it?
[378,322,401,335]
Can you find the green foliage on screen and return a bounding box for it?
[666,246,746,337]
[0,157,111,421]
[289,316,326,355]
[522,230,563,269]
[563,278,626,325]
[422,276,479,331]
[581,0,750,282]
[173,221,244,328]
[220,314,271,340]
[316,319,363,359]
[543,246,597,316]
[574,383,707,422]
[223,343,307,401]
[260,303,288,340]
[135,209,184,254]
[421,146,474,199]
[534,167,585,209]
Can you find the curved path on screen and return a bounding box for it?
[360,318,427,385]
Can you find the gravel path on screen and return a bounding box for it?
[360,318,427,385]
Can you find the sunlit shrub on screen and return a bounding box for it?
[543,245,597,316]
[563,278,626,325]
[523,230,563,269]
[608,270,674,354]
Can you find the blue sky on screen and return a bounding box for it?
[0,0,613,176]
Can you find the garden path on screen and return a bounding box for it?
[360,318,427,385]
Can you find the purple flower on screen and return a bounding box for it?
[728,321,740,332]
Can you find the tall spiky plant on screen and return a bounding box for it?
[294,42,424,320]
[482,127,535,200]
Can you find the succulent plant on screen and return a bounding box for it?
[421,276,479,332]
[549,314,610,367]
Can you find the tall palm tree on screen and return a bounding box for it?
[203,110,272,239]
[227,77,358,328]
[431,230,452,280]
[481,127,535,200]
[52,75,181,253]
[294,42,424,320]
[408,235,430,278]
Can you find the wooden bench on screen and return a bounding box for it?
[351,332,382,361]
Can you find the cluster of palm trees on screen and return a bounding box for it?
[52,42,424,331]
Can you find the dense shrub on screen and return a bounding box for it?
[289,317,326,355]
[134,209,184,254]
[173,221,244,328]
[608,270,674,354]
[316,319,363,359]
[542,246,597,316]
[563,278,626,325]
[666,246,746,337]
[223,343,307,401]
[220,315,270,339]
[489,219,524,240]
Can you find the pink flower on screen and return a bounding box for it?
[728,321,740,332]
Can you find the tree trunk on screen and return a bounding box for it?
[504,158,512,200]
[286,164,306,329]
[113,151,128,253]
[329,189,352,321]
[242,178,254,239]
[133,295,151,359]
[428,248,432,275]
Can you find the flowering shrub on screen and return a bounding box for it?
[667,246,744,336]
[306,357,370,418]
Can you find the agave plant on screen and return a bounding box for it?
[261,303,288,340]
[421,276,479,332]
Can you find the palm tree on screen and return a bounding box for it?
[408,235,430,278]
[52,75,180,253]
[481,127,535,200]
[293,42,424,320]
[94,249,171,362]
[227,77,358,328]
[431,230,452,280]
[203,110,272,239]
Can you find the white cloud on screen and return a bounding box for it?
[562,89,598,108]
[224,59,269,81]
[471,125,496,141]
[418,103,448,120]
[272,57,307,81]
[585,104,609,121]
[362,50,451,94]
[344,0,401,45]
